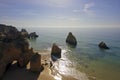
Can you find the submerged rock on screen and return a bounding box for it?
[0,24,36,79]
[51,43,61,61]
[66,32,77,46]
[98,41,109,49]
[30,53,42,72]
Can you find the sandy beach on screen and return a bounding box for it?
[2,50,84,80]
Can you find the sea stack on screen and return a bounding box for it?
[66,32,77,46]
[30,53,42,72]
[98,41,109,49]
[28,32,39,39]
[51,43,61,61]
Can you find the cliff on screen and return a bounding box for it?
[0,24,38,79]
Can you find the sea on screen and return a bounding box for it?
[18,27,120,80]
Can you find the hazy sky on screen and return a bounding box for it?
[0,0,120,28]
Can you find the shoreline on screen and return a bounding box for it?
[3,50,89,80]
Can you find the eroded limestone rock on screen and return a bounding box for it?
[30,53,42,72]
[0,24,35,79]
[51,43,61,61]
[66,32,77,46]
[98,41,109,49]
[28,32,38,39]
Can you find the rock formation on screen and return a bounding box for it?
[98,41,109,49]
[28,32,38,39]
[20,29,29,38]
[0,24,19,41]
[30,53,42,72]
[66,32,77,46]
[51,43,61,61]
[20,29,39,39]
[0,24,36,79]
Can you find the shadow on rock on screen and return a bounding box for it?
[3,63,42,80]
[51,43,61,62]
[66,43,77,48]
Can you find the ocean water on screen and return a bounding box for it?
[19,27,120,80]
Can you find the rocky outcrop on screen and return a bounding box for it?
[28,32,38,39]
[0,24,19,41]
[98,41,109,49]
[0,24,36,79]
[66,32,77,46]
[30,53,42,72]
[20,29,29,38]
[51,43,61,61]
[20,29,39,39]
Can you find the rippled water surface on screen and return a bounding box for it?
[19,27,120,80]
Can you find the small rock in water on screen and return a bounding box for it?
[51,43,61,61]
[28,32,39,39]
[98,41,109,49]
[66,32,77,46]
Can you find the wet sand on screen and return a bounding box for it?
[3,50,88,80]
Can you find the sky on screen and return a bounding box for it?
[0,0,120,28]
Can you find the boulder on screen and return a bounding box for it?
[51,43,61,61]
[66,32,77,46]
[98,41,109,49]
[30,53,42,72]
[28,32,38,39]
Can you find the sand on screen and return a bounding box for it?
[2,50,86,80]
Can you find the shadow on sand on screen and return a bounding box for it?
[3,63,41,80]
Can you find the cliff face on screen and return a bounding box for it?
[0,24,36,79]
[0,24,19,41]
[30,53,42,72]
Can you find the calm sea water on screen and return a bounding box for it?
[18,27,120,80]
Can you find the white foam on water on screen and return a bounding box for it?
[54,73,62,80]
[52,49,89,80]
[38,46,89,80]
